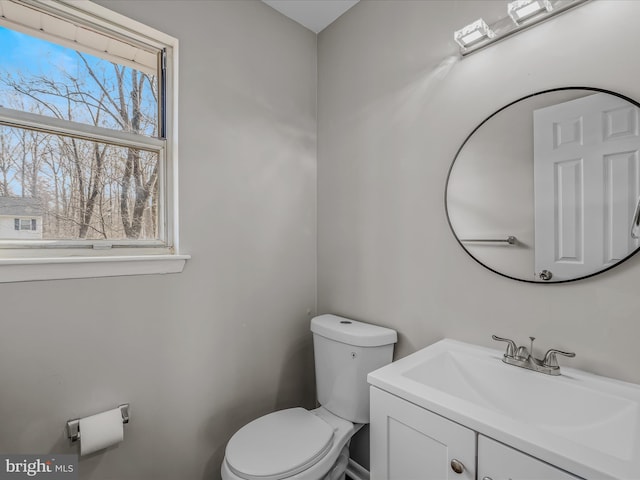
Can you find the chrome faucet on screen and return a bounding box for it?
[492,335,575,376]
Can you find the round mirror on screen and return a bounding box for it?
[446,87,640,283]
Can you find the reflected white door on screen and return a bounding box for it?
[534,93,640,281]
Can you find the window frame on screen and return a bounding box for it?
[0,0,188,282]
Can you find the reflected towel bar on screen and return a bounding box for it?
[460,236,517,245]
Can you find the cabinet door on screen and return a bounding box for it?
[478,435,583,480]
[370,387,476,480]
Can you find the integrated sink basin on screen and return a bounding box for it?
[368,339,640,479]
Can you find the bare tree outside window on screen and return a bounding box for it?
[0,25,160,241]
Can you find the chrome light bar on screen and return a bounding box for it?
[455,0,590,56]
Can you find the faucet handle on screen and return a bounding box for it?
[492,335,516,358]
[543,349,576,368]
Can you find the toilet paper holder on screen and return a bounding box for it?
[66,404,129,442]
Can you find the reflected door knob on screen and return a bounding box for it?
[538,269,553,281]
[450,459,465,474]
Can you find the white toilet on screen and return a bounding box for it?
[221,314,397,480]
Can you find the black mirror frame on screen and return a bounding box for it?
[445,86,640,284]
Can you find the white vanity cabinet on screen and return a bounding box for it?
[368,340,640,479]
[370,387,582,480]
[370,387,476,479]
[478,435,581,480]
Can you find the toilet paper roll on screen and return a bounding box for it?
[79,408,124,456]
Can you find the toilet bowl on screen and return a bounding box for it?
[221,315,397,480]
[221,407,356,480]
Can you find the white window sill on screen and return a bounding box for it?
[0,254,190,283]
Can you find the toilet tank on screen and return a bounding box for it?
[311,314,397,424]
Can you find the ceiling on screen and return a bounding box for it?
[262,0,359,33]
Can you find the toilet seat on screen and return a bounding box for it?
[225,408,335,480]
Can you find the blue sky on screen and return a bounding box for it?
[0,25,76,77]
[0,24,158,134]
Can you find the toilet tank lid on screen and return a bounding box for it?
[311,314,397,347]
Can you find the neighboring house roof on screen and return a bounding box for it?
[0,197,44,216]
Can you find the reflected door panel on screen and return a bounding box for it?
[533,93,640,281]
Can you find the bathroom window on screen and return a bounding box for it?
[0,1,186,281]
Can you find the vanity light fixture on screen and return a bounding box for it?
[454,19,496,49]
[507,0,553,24]
[454,0,590,56]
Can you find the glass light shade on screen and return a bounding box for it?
[454,19,496,49]
[507,0,553,24]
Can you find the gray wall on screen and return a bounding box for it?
[318,0,640,383]
[5,0,640,479]
[0,1,317,479]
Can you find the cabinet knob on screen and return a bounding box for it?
[450,459,465,474]
[482,477,493,480]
